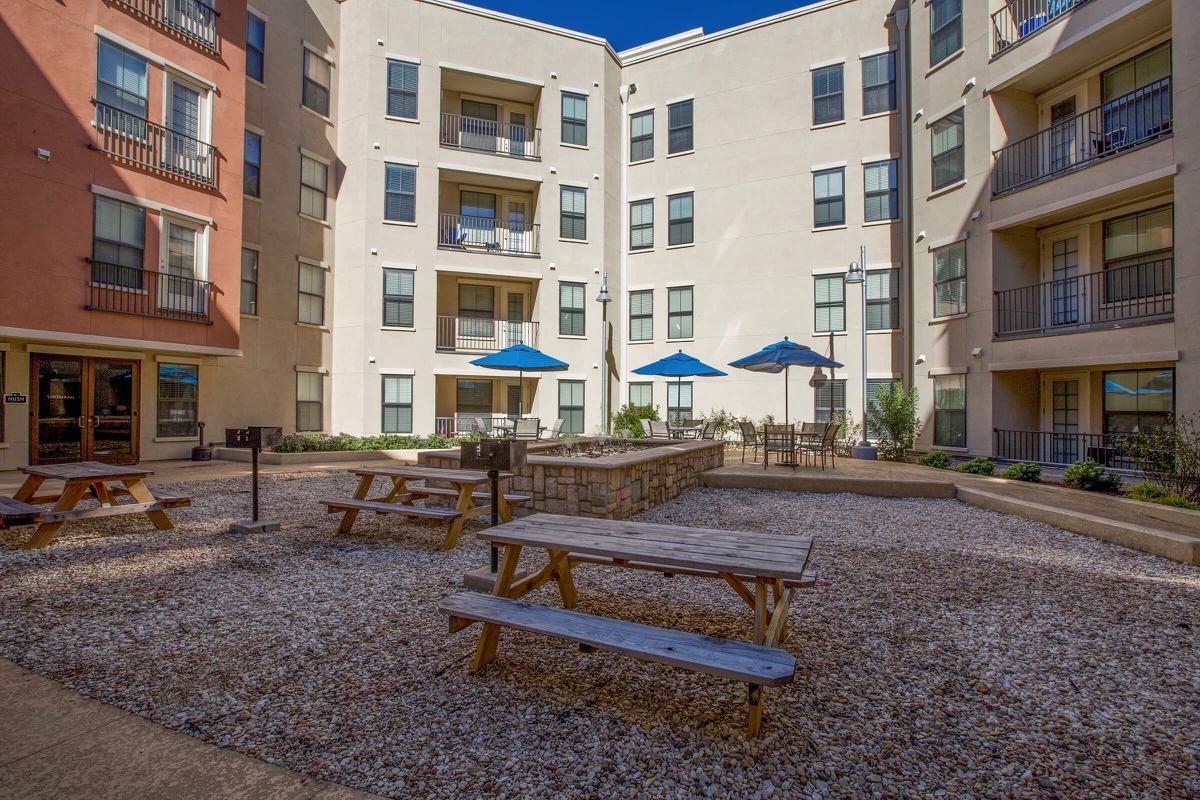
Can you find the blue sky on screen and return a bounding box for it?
[465,0,823,51]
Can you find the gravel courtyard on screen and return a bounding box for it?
[0,471,1196,799]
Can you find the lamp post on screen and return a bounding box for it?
[596,272,612,435]
[846,247,877,459]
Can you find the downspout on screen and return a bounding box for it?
[618,82,636,419]
[893,7,914,392]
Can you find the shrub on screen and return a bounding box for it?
[917,450,952,469]
[1126,481,1199,510]
[864,384,921,462]
[1121,413,1200,503]
[1062,460,1122,492]
[831,410,862,458]
[700,408,740,441]
[611,403,660,438]
[271,432,469,453]
[955,457,996,476]
[1001,463,1042,482]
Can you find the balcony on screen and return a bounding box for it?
[86,261,216,324]
[436,316,538,353]
[994,428,1132,469]
[92,101,218,191]
[991,0,1090,56]
[439,113,540,160]
[992,78,1171,196]
[437,213,540,257]
[112,0,219,53]
[994,258,1173,338]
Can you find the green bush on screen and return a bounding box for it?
[864,384,921,462]
[700,408,740,441]
[271,431,473,453]
[1001,463,1042,482]
[831,410,862,458]
[1120,413,1200,503]
[1062,460,1122,492]
[916,450,952,469]
[955,457,996,476]
[1126,481,1199,510]
[610,403,660,438]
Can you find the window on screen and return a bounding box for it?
[668,286,693,339]
[866,269,899,330]
[559,380,585,434]
[382,268,414,327]
[92,196,145,289]
[157,363,198,437]
[302,49,331,116]
[933,241,967,317]
[933,374,966,448]
[246,13,265,82]
[667,382,693,425]
[863,160,898,222]
[1103,369,1174,435]
[244,130,261,197]
[629,382,652,410]
[559,282,585,336]
[1102,204,1173,302]
[456,380,493,425]
[930,0,963,67]
[629,290,653,341]
[381,375,413,434]
[560,186,586,240]
[812,64,844,125]
[561,92,587,146]
[384,163,416,223]
[862,52,896,115]
[241,248,258,315]
[630,199,653,250]
[931,109,965,190]
[866,379,900,439]
[96,39,148,121]
[667,193,693,246]
[298,262,325,325]
[814,379,846,424]
[297,372,323,432]
[386,59,418,120]
[630,110,654,162]
[814,167,845,228]
[667,100,693,154]
[814,275,846,332]
[300,155,328,220]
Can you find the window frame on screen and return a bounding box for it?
[933,373,967,448]
[863,159,898,223]
[384,162,417,223]
[812,64,845,125]
[667,100,694,154]
[240,247,258,315]
[629,289,653,341]
[246,13,265,82]
[561,91,588,146]
[814,274,846,333]
[861,52,896,115]
[667,192,693,246]
[296,371,324,432]
[560,186,587,241]
[629,382,652,410]
[96,38,149,121]
[299,154,329,220]
[813,167,846,228]
[382,267,415,328]
[667,286,694,340]
[630,198,654,250]
[933,240,967,317]
[381,374,414,434]
[931,108,965,191]
[559,281,586,337]
[244,129,262,198]
[386,59,418,120]
[558,379,585,434]
[1102,368,1175,436]
[630,109,654,162]
[814,378,847,424]
[92,195,146,278]
[298,261,326,325]
[156,363,199,438]
[302,48,332,117]
[865,268,900,331]
[666,381,693,425]
[930,0,963,67]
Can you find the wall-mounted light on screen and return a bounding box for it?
[376,38,384,46]
[550,71,558,79]
[971,347,984,358]
[915,230,926,242]
[970,210,983,221]
[965,77,977,92]
[370,248,378,255]
[35,148,51,161]
[915,354,926,365]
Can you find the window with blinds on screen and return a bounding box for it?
[628,290,653,341]
[92,196,145,287]
[931,109,965,190]
[862,52,896,115]
[381,375,413,434]
[561,186,587,240]
[814,379,846,424]
[814,168,845,228]
[933,374,966,448]
[814,275,845,332]
[384,163,416,223]
[667,382,693,425]
[302,49,331,116]
[157,364,198,437]
[559,380,585,433]
[559,282,585,336]
[933,241,966,317]
[246,13,265,82]
[561,92,587,146]
[667,100,693,154]
[631,110,654,162]
[456,379,492,416]
[241,248,258,316]
[300,155,328,220]
[386,60,418,120]
[383,268,414,328]
[97,39,149,123]
[863,160,898,222]
[298,262,326,325]
[668,286,693,339]
[1101,42,1171,102]
[812,64,844,125]
[865,378,900,439]
[865,269,899,330]
[930,0,962,67]
[244,130,261,197]
[667,193,693,245]
[630,199,654,250]
[629,382,652,410]
[297,372,323,432]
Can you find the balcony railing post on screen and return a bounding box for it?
[437,213,540,257]
[436,316,538,353]
[438,112,541,160]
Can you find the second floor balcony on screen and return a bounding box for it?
[86,261,216,324]
[994,257,1173,338]
[113,0,219,53]
[992,77,1171,196]
[439,113,540,160]
[92,101,218,191]
[437,213,540,257]
[436,316,539,353]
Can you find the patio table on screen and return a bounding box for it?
[670,425,704,439]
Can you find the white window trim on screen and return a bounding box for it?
[300,147,332,166]
[664,94,696,106]
[90,185,213,227]
[247,4,267,20]
[810,161,847,172]
[302,41,334,65]
[386,54,421,65]
[859,46,895,59]
[560,86,591,97]
[809,58,845,71]
[159,212,209,281]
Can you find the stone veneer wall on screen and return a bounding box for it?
[418,439,724,519]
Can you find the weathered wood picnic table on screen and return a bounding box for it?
[439,513,817,737]
[321,465,528,550]
[0,461,190,550]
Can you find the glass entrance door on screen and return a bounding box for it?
[30,355,139,465]
[91,360,137,464]
[32,356,84,464]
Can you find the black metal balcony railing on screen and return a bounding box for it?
[436,316,538,353]
[994,258,1173,338]
[992,78,1172,195]
[994,428,1133,470]
[93,101,219,190]
[114,0,219,51]
[439,113,540,160]
[87,261,216,323]
[991,0,1089,56]
[438,213,540,257]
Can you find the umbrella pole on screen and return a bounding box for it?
[784,365,789,425]
[518,369,523,417]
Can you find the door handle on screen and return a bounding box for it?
[77,416,86,428]
[90,416,100,428]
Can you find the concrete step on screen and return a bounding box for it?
[701,468,957,499]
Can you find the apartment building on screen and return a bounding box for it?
[0,0,246,469]
[907,0,1196,466]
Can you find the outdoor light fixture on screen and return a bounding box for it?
[597,273,612,435]
[808,366,828,387]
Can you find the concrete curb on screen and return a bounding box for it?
[212,448,428,465]
[701,470,957,498]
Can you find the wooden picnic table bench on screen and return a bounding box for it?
[320,465,524,550]
[1,461,191,549]
[439,513,816,737]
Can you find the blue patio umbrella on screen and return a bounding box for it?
[728,337,843,424]
[632,350,727,422]
[470,344,568,416]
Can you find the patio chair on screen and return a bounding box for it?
[700,420,718,440]
[513,418,540,440]
[640,419,653,436]
[647,420,672,440]
[800,422,840,470]
[473,417,490,434]
[796,422,824,467]
[541,418,564,440]
[762,424,797,469]
[737,420,760,463]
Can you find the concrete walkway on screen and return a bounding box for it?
[0,659,380,800]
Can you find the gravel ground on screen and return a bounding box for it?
[0,472,1197,799]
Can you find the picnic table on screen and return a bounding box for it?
[0,461,190,550]
[322,465,528,550]
[440,513,817,737]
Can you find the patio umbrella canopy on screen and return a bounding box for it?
[469,344,568,417]
[632,350,728,423]
[728,337,842,424]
